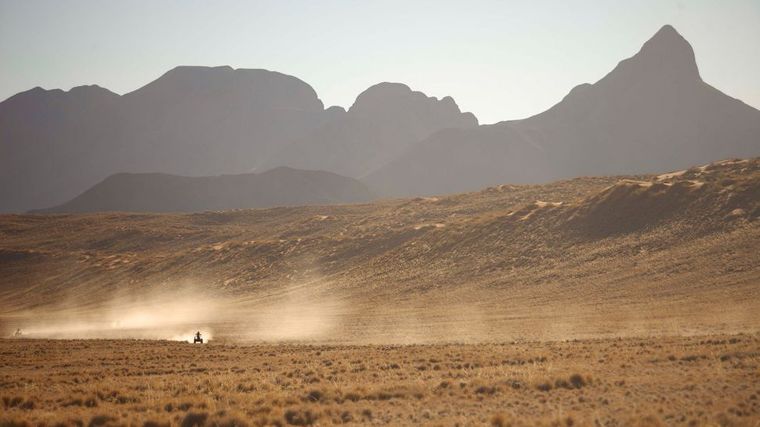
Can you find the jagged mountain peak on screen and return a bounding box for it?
[609,24,701,84]
[366,25,759,197]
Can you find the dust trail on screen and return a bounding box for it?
[237,282,348,342]
[6,284,226,341]
[7,278,758,342]
[4,278,349,342]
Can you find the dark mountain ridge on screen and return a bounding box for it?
[0,67,474,212]
[34,167,374,213]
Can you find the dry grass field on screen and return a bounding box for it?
[1,334,759,426]
[1,158,759,425]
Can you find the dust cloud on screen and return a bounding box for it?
[6,280,757,343]
[5,285,223,341]
[241,291,346,342]
[4,282,349,343]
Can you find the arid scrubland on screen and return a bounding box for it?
[0,159,759,425]
[1,334,759,426]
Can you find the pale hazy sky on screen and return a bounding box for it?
[1,0,758,124]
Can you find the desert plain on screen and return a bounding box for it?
[1,158,759,426]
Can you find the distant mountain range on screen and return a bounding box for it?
[0,67,332,212]
[0,66,475,212]
[33,167,373,213]
[1,25,758,213]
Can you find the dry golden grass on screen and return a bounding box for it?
[1,334,759,426]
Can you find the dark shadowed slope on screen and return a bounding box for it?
[34,167,374,213]
[366,25,760,196]
[264,82,478,178]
